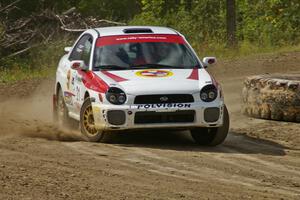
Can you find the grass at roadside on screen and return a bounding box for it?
[0,39,72,84]
[0,66,56,83]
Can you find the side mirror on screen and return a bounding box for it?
[202,57,217,68]
[64,47,72,53]
[70,60,89,71]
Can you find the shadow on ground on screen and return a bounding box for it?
[104,130,287,156]
[20,122,287,156]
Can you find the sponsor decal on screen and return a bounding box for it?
[96,34,185,47]
[75,75,81,82]
[136,69,173,78]
[64,91,75,105]
[75,86,80,102]
[66,70,71,90]
[137,103,191,109]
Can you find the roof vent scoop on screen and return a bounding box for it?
[123,28,153,34]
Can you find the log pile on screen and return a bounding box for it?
[242,74,300,122]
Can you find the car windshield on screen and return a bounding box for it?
[93,35,200,70]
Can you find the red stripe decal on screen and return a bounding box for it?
[101,70,128,82]
[77,70,109,93]
[96,34,185,46]
[187,68,199,80]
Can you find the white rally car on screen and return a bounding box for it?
[53,26,229,146]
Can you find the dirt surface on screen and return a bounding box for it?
[0,51,300,200]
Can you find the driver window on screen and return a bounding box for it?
[82,37,93,66]
[69,35,93,66]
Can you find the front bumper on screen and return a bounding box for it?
[91,101,225,131]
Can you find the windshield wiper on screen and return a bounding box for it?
[131,63,185,69]
[95,65,129,70]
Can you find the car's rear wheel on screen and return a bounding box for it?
[80,98,109,142]
[56,89,78,129]
[190,105,229,146]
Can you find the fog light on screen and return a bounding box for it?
[107,110,126,125]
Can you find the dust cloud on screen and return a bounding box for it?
[0,79,82,141]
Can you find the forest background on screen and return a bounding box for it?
[0,0,299,81]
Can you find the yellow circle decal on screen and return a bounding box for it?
[136,69,173,78]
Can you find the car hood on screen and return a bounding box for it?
[94,68,213,95]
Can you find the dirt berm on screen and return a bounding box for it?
[0,52,300,199]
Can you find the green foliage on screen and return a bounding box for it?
[131,0,300,49]
[131,0,226,52]
[0,23,4,37]
[238,0,300,46]
[1,0,299,48]
[0,39,72,83]
[2,0,299,48]
[1,0,300,83]
[0,0,79,19]
[78,0,140,21]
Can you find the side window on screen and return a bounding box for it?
[69,35,93,66]
[82,37,93,66]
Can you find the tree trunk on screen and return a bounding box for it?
[226,0,237,47]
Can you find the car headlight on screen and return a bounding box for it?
[200,84,218,102]
[106,87,127,105]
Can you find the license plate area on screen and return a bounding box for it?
[134,110,195,124]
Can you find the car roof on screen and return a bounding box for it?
[94,26,179,37]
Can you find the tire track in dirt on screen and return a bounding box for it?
[64,139,300,199]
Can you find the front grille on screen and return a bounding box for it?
[204,107,220,122]
[134,110,195,124]
[134,94,194,104]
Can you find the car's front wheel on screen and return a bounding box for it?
[190,105,229,146]
[80,98,108,142]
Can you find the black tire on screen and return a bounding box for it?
[56,88,78,129]
[80,98,109,142]
[190,105,230,146]
[242,74,300,122]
